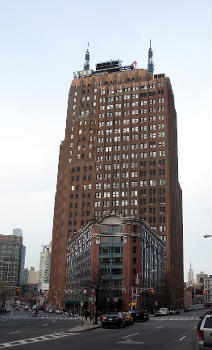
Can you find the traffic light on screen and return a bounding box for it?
[203,290,206,295]
[16,287,20,294]
[150,289,155,294]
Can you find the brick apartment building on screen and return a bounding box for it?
[49,45,183,307]
[66,214,165,312]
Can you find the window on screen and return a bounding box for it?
[133,247,137,254]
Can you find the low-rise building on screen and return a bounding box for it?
[66,214,165,312]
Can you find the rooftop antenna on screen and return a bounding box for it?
[84,43,90,70]
[147,39,154,75]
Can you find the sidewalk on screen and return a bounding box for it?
[70,318,101,333]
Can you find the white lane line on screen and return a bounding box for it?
[0,332,79,349]
[179,336,186,341]
[121,333,139,339]
[42,324,48,327]
[9,331,23,335]
[156,325,162,328]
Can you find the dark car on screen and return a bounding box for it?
[101,312,126,328]
[128,309,149,321]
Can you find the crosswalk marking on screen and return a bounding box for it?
[0,315,74,321]
[0,331,78,349]
[151,316,199,321]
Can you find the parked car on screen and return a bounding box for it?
[169,309,179,315]
[197,314,212,349]
[101,312,126,328]
[121,312,134,325]
[154,308,170,316]
[128,309,149,321]
[184,306,192,312]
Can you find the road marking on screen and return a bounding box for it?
[0,332,79,349]
[179,336,186,341]
[156,325,162,328]
[42,324,48,327]
[118,340,145,344]
[9,331,23,335]
[121,333,139,339]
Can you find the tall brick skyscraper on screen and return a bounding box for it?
[49,45,183,306]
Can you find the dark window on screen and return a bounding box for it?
[133,247,137,254]
[133,225,137,233]
[133,269,137,275]
[204,317,212,329]
[133,258,137,264]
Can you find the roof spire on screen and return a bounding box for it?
[147,39,154,75]
[84,43,90,70]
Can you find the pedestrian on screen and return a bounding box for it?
[85,310,88,321]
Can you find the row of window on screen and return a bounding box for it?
[73,83,164,95]
[97,114,165,121]
[96,151,166,163]
[96,131,165,139]
[76,96,165,104]
[97,123,165,131]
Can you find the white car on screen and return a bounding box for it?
[155,308,170,316]
[197,314,212,348]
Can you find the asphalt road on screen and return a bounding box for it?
[0,309,204,350]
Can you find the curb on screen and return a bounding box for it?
[70,324,101,333]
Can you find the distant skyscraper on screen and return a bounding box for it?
[49,44,183,306]
[0,234,26,291]
[28,267,39,284]
[13,228,23,237]
[188,262,194,286]
[38,242,52,291]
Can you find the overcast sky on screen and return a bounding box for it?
[0,0,211,281]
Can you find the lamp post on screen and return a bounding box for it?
[149,270,155,313]
[203,234,212,304]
